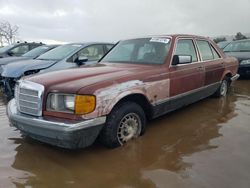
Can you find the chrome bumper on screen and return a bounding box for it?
[7,99,106,149]
[231,74,240,81]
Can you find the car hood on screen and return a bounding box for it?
[224,52,250,61]
[27,62,157,94]
[0,53,8,58]
[0,57,30,66]
[1,59,57,78]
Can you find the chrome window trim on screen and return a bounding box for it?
[169,37,224,68]
[169,37,201,68]
[152,82,221,106]
[195,39,223,62]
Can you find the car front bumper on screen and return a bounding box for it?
[238,65,250,77]
[7,99,106,149]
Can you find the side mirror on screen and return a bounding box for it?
[172,55,192,65]
[75,56,88,65]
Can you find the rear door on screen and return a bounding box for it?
[196,40,224,86]
[169,38,205,108]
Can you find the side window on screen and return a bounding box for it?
[211,45,220,59]
[106,44,113,51]
[196,40,214,61]
[78,45,105,61]
[175,39,198,62]
[10,45,29,55]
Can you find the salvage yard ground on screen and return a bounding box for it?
[0,80,249,188]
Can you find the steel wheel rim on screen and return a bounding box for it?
[220,80,228,96]
[117,113,141,145]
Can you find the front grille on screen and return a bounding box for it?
[15,80,44,116]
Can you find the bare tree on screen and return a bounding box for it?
[0,21,19,45]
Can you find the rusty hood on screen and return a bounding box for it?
[26,63,159,94]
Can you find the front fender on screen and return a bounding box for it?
[221,70,232,81]
[82,79,170,119]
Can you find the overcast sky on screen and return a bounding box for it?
[0,0,249,44]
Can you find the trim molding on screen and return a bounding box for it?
[152,82,221,106]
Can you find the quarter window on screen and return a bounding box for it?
[175,39,198,62]
[196,40,214,61]
[211,45,220,59]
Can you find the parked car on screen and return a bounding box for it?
[217,41,231,49]
[7,34,239,149]
[0,45,59,80]
[1,42,114,97]
[0,45,59,67]
[0,42,43,58]
[223,39,250,78]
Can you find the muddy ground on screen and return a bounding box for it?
[0,80,249,188]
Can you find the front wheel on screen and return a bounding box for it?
[214,78,230,97]
[99,102,146,148]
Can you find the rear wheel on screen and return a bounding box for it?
[99,102,146,148]
[214,77,230,97]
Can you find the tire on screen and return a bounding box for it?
[214,77,230,97]
[99,102,146,148]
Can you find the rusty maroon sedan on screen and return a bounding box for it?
[7,35,239,149]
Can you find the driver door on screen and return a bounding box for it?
[169,38,205,109]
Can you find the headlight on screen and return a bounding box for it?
[46,93,96,115]
[241,59,250,65]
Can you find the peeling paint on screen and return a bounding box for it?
[82,79,170,119]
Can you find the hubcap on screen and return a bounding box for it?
[220,80,228,96]
[117,113,141,145]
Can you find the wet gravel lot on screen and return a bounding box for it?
[0,80,250,188]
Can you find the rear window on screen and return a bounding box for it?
[211,45,221,59]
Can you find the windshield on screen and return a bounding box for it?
[22,46,51,58]
[0,44,15,53]
[102,38,171,64]
[37,44,82,60]
[224,40,250,52]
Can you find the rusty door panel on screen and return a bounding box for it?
[204,59,225,85]
[169,62,205,97]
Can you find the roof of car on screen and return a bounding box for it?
[44,44,60,48]
[66,42,114,46]
[124,34,210,41]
